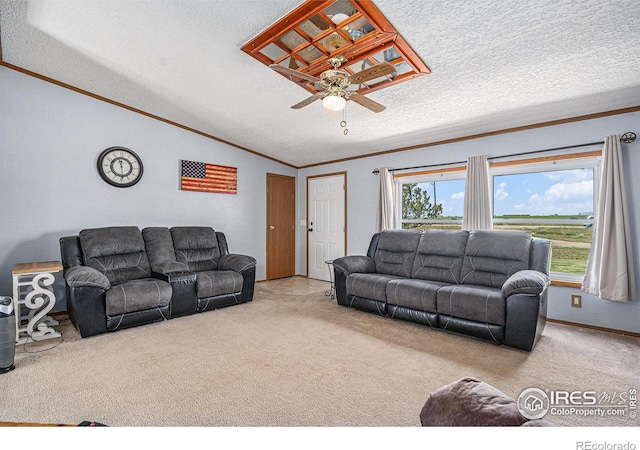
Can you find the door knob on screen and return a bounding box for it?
[269,226,275,230]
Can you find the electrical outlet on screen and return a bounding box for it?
[571,295,582,308]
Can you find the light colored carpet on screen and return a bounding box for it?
[3,277,639,428]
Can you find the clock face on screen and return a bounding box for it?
[97,147,144,188]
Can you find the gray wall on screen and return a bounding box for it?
[297,111,640,334]
[3,64,639,334]
[0,66,296,298]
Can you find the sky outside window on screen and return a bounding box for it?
[400,166,595,275]
[493,168,594,217]
[403,167,593,219]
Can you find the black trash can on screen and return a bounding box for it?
[0,296,16,374]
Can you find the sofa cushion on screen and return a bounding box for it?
[411,230,469,283]
[105,278,172,316]
[171,227,221,271]
[386,278,447,313]
[153,261,190,275]
[437,284,506,325]
[346,273,403,302]
[143,227,180,272]
[195,270,243,299]
[79,227,151,284]
[459,230,531,288]
[373,229,422,277]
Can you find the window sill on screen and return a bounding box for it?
[550,272,584,288]
[550,279,582,288]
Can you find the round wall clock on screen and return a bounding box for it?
[97,146,144,188]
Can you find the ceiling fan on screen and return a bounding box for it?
[269,55,396,113]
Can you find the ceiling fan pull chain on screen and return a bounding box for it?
[341,106,348,135]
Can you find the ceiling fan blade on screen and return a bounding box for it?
[269,64,320,84]
[348,61,396,85]
[291,92,325,109]
[348,92,386,113]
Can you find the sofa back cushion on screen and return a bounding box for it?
[142,227,178,269]
[373,230,422,277]
[411,230,469,283]
[79,226,151,284]
[460,230,531,288]
[171,226,220,271]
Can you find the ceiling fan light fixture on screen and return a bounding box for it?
[322,94,346,111]
[330,13,350,25]
[322,32,348,51]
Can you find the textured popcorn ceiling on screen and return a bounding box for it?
[1,0,639,167]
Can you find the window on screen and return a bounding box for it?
[396,170,466,230]
[393,152,600,282]
[491,155,600,280]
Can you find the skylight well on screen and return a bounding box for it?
[241,0,430,96]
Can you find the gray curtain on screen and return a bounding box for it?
[377,167,396,232]
[462,155,493,230]
[582,135,636,302]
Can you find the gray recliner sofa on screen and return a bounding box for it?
[59,226,256,338]
[332,229,551,351]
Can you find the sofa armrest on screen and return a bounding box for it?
[151,271,198,318]
[502,270,550,298]
[152,261,190,275]
[332,256,375,307]
[217,254,257,303]
[218,254,257,273]
[64,266,110,290]
[332,255,375,275]
[64,284,108,338]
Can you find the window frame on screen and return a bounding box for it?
[394,167,466,229]
[489,153,601,283]
[392,151,601,284]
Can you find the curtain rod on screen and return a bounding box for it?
[372,131,636,175]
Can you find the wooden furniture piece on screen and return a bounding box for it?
[12,261,63,344]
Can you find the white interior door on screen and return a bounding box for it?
[307,174,346,281]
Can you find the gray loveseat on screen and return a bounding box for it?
[59,226,256,338]
[332,229,551,351]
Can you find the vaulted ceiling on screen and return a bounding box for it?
[2,0,639,167]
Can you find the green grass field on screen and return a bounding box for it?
[503,226,592,274]
[493,225,592,241]
[548,246,590,273]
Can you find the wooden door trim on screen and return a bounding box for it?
[266,173,296,280]
[306,171,347,277]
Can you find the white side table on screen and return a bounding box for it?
[12,261,63,344]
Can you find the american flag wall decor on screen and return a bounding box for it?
[180,160,237,194]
